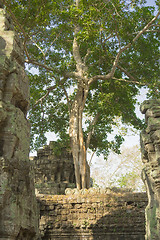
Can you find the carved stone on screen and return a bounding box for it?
[0,7,39,239]
[33,141,76,195]
[140,99,160,239]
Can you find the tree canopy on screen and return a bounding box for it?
[2,0,160,188]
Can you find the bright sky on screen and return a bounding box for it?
[146,0,157,6]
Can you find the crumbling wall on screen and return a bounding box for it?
[33,141,76,195]
[0,5,39,239]
[37,189,147,240]
[140,99,160,240]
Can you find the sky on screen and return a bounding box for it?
[146,0,157,6]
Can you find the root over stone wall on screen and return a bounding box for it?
[0,5,39,240]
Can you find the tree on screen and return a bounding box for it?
[2,0,160,189]
[91,145,145,191]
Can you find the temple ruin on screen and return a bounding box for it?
[1,3,160,240]
[34,143,147,239]
[33,141,76,195]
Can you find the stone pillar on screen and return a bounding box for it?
[140,99,160,240]
[0,6,39,240]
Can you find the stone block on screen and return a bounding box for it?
[140,99,160,114]
[146,117,160,133]
[145,143,155,152]
[146,107,160,119]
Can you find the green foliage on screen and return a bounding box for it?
[117,172,139,189]
[4,0,160,156]
[49,140,70,157]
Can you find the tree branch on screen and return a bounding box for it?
[28,90,50,119]
[133,29,160,34]
[112,77,146,86]
[3,0,61,76]
[84,49,91,65]
[86,113,100,150]
[25,59,56,74]
[88,44,132,85]
[2,0,28,39]
[111,2,121,17]
[44,32,61,56]
[132,11,160,43]
[88,151,96,167]
[72,0,88,78]
[73,25,85,76]
[117,65,137,82]
[62,85,71,112]
[88,10,160,85]
[28,78,66,119]
[29,35,45,56]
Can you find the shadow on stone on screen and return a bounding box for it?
[91,204,146,240]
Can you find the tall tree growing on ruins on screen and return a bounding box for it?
[3,0,160,189]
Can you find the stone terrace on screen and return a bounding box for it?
[37,189,147,240]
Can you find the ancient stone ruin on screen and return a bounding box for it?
[33,141,76,195]
[37,189,147,240]
[0,5,39,239]
[141,99,160,240]
[34,144,147,239]
[1,3,160,240]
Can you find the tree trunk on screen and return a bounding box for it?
[69,87,90,189]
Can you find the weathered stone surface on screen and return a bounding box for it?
[140,99,160,240]
[33,141,76,195]
[0,7,39,240]
[37,191,147,240]
[140,100,160,114]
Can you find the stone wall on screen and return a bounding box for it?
[0,5,39,239]
[140,99,160,240]
[37,189,147,240]
[33,141,76,195]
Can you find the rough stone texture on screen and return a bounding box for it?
[37,189,147,240]
[0,7,39,239]
[140,99,160,240]
[33,141,76,195]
